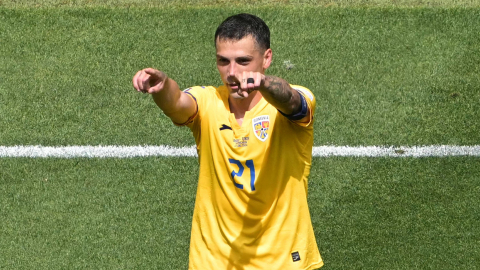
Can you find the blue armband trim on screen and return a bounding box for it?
[184,91,197,103]
[279,91,308,120]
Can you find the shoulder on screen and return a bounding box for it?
[183,85,216,96]
[183,85,227,101]
[183,85,229,105]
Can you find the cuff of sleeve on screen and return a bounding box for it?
[173,92,198,126]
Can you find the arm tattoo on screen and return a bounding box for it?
[262,76,293,104]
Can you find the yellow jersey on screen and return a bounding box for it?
[180,85,323,270]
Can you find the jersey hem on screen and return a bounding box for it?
[188,260,323,270]
[306,260,324,270]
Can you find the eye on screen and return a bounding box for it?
[237,58,251,65]
[217,58,229,65]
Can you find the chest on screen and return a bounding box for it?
[204,103,277,152]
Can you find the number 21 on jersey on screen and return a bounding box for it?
[228,159,256,192]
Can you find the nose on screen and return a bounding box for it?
[228,62,236,77]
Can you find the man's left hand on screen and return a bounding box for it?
[233,71,265,98]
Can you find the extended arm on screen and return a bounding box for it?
[233,72,305,117]
[260,75,303,116]
[132,68,197,124]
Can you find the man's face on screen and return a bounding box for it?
[216,35,271,99]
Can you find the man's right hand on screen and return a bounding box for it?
[132,68,168,94]
[132,67,197,125]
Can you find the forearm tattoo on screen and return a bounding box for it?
[262,76,293,104]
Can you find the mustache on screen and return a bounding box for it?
[226,75,240,84]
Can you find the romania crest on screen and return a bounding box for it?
[252,115,270,142]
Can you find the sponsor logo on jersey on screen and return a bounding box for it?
[233,137,249,147]
[252,115,269,142]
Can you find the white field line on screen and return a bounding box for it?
[0,145,480,158]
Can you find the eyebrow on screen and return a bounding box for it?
[216,54,254,61]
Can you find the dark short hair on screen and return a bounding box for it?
[215,13,270,51]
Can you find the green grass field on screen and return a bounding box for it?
[1,1,480,269]
[1,0,479,8]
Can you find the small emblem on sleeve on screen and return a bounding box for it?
[291,251,301,262]
[252,115,269,142]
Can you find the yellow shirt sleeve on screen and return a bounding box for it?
[290,85,316,127]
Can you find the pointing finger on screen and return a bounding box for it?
[143,68,162,77]
[139,71,149,91]
[133,70,143,91]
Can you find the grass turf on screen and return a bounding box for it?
[1,4,480,270]
[1,0,479,8]
[1,157,479,269]
[1,7,479,147]
[0,157,197,269]
[310,157,480,269]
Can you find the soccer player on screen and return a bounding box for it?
[133,13,323,270]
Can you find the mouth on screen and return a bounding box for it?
[227,83,239,90]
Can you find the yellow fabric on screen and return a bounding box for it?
[182,85,323,270]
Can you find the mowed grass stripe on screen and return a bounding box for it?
[1,0,479,8]
[1,8,479,147]
[1,145,480,158]
[1,157,479,269]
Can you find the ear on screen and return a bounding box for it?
[263,48,273,70]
